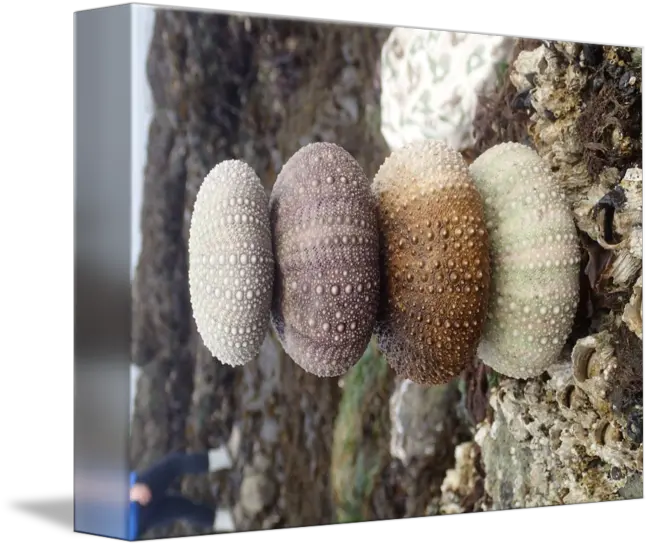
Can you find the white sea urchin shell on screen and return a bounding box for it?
[470,143,581,379]
[188,159,275,366]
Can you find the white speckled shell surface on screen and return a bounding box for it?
[380,28,515,152]
[188,160,275,367]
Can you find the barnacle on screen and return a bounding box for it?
[269,142,380,377]
[593,419,623,447]
[623,273,643,340]
[574,167,643,290]
[372,139,491,385]
[188,160,275,366]
[571,330,618,405]
[470,142,581,379]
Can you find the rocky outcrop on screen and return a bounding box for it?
[470,41,643,511]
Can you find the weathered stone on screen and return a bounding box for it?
[240,471,278,516]
[390,378,463,465]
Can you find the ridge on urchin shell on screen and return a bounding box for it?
[188,159,275,367]
[270,142,380,377]
[469,142,581,379]
[372,139,492,385]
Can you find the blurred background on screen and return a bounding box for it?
[128,4,643,540]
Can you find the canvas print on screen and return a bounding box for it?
[78,2,643,540]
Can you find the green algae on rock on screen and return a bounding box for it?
[188,159,275,366]
[269,142,380,377]
[469,142,581,379]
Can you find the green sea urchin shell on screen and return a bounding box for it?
[470,142,581,379]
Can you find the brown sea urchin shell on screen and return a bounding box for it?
[372,139,491,385]
[269,142,380,377]
[188,160,275,367]
[469,142,580,379]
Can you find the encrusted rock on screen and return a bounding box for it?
[439,441,485,515]
[510,42,590,197]
[623,273,643,339]
[571,330,618,409]
[574,167,642,290]
[509,45,547,93]
[476,357,643,510]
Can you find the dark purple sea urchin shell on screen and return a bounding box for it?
[269,142,380,377]
[188,160,275,367]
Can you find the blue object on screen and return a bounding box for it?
[128,471,139,541]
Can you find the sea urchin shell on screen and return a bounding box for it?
[469,142,580,379]
[188,159,275,366]
[270,142,380,377]
[372,139,491,385]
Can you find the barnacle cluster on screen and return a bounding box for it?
[509,42,590,197]
[475,345,642,509]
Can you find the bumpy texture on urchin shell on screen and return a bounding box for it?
[469,142,580,379]
[188,160,275,366]
[270,142,380,377]
[372,139,491,385]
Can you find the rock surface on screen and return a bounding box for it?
[387,377,472,518]
[390,379,465,465]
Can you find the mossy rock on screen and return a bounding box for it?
[330,340,394,522]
